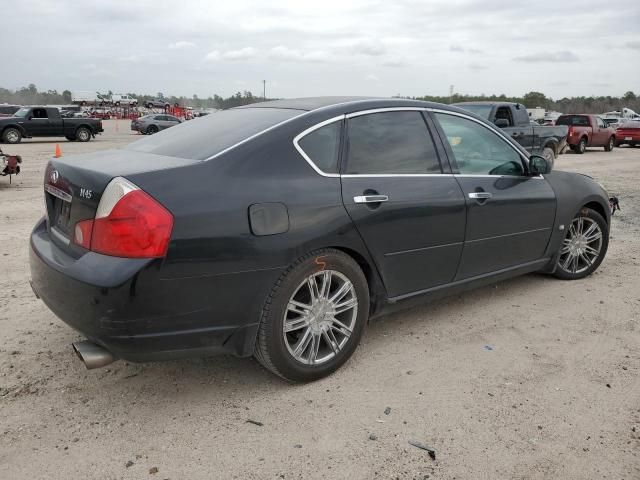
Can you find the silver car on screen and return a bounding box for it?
[131,114,182,134]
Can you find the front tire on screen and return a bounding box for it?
[604,136,614,152]
[2,127,22,144]
[554,208,608,280]
[146,125,159,134]
[75,127,91,142]
[254,249,369,382]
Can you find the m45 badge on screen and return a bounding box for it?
[79,187,92,199]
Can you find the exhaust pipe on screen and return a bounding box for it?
[72,340,116,369]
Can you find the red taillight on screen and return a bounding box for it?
[73,177,173,258]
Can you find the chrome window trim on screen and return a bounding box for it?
[292,115,344,178]
[289,104,541,179]
[342,173,452,178]
[345,107,428,118]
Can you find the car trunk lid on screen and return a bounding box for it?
[43,149,198,253]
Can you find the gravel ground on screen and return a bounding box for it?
[1,121,638,479]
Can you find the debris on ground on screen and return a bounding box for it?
[484,345,493,351]
[125,460,134,468]
[408,440,436,460]
[369,433,378,441]
[384,407,391,415]
[149,466,159,474]
[246,419,264,426]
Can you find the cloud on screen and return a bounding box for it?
[168,41,196,49]
[365,73,380,82]
[625,41,640,50]
[468,63,487,71]
[351,39,386,56]
[450,44,482,54]
[221,47,258,61]
[513,50,580,63]
[269,46,330,63]
[204,50,221,62]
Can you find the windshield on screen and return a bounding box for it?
[454,104,493,120]
[14,108,30,118]
[126,107,302,160]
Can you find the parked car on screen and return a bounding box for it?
[145,98,171,109]
[615,120,640,147]
[130,114,181,134]
[453,102,568,165]
[555,115,616,154]
[29,97,610,381]
[111,94,138,107]
[0,106,103,143]
[0,104,21,118]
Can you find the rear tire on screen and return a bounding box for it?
[542,146,555,169]
[553,208,608,280]
[2,127,22,144]
[576,137,587,154]
[75,127,91,142]
[604,136,614,152]
[254,249,369,382]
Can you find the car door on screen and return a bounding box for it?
[594,117,609,146]
[166,115,181,127]
[26,108,52,136]
[339,109,467,298]
[154,115,169,130]
[431,111,556,280]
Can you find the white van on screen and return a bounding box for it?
[111,94,138,106]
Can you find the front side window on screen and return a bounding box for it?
[596,117,606,128]
[297,120,341,174]
[434,113,524,176]
[345,111,441,174]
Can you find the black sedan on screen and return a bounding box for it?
[29,97,610,382]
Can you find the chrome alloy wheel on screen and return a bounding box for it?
[283,270,358,365]
[5,130,19,143]
[558,216,603,274]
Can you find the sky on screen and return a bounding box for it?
[2,0,639,100]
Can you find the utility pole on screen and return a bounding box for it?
[263,80,266,101]
[449,85,454,104]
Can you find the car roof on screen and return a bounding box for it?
[234,96,468,115]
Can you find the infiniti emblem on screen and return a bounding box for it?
[50,170,59,183]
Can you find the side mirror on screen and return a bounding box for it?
[494,118,509,128]
[529,155,551,175]
[27,115,33,120]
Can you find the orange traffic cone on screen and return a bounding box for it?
[54,144,62,158]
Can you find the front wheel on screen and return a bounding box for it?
[146,125,159,134]
[554,208,608,280]
[254,249,369,382]
[75,127,91,142]
[2,127,22,144]
[604,136,614,152]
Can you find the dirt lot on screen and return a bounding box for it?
[1,121,638,479]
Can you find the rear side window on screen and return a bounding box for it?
[297,121,342,174]
[345,111,441,174]
[127,108,301,160]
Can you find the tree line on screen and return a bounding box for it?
[1,84,638,114]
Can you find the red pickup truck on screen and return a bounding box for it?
[555,114,616,154]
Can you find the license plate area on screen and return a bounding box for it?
[625,136,632,141]
[44,184,73,238]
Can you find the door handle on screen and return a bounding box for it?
[468,192,492,199]
[354,195,389,204]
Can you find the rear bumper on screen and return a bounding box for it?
[29,218,270,361]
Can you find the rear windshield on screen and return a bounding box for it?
[556,115,589,126]
[454,104,493,120]
[126,108,302,160]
